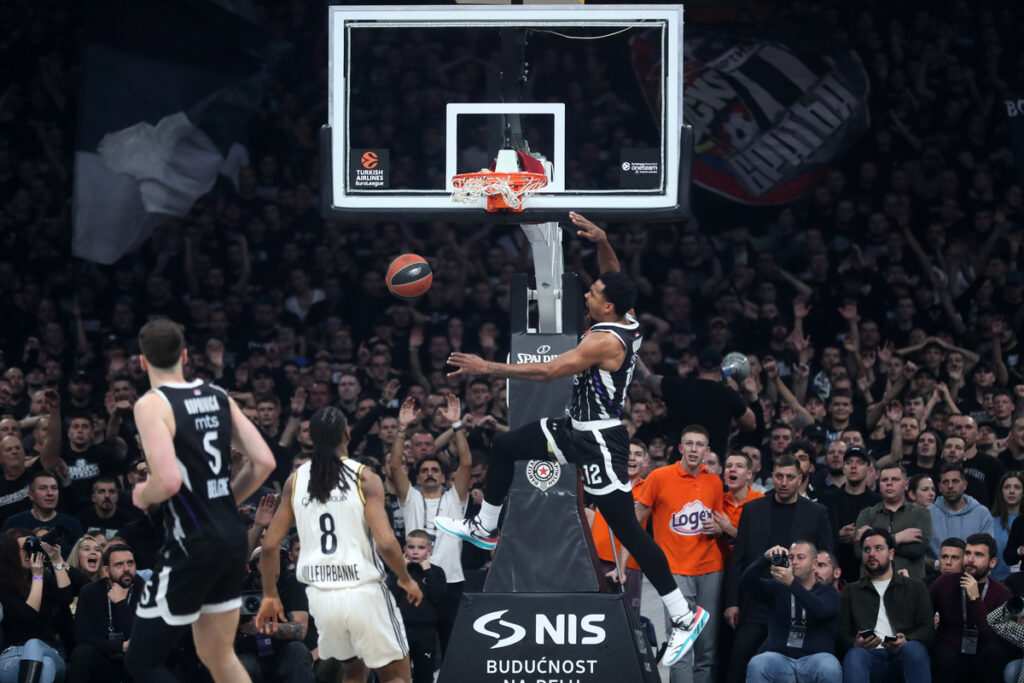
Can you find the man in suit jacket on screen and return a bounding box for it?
[723,454,834,683]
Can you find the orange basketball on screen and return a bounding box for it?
[386,254,433,300]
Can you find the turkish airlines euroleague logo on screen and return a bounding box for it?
[361,151,379,169]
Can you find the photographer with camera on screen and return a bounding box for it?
[236,547,314,683]
[986,595,1024,683]
[0,532,72,682]
[740,541,842,683]
[68,544,142,682]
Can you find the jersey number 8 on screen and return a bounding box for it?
[319,513,337,554]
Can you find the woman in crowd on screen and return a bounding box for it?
[908,473,937,508]
[0,533,72,682]
[64,537,103,595]
[991,471,1024,581]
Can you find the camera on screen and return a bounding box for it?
[1008,596,1024,617]
[770,551,789,568]
[240,591,263,617]
[22,527,66,563]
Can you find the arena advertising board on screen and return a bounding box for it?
[438,593,659,683]
[632,24,870,204]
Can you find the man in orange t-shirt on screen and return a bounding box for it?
[591,439,650,619]
[635,424,725,683]
[719,451,764,563]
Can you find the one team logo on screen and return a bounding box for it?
[525,460,561,492]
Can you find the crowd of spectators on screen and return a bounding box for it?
[1,0,1024,681]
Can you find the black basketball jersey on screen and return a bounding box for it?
[569,314,642,422]
[152,380,244,560]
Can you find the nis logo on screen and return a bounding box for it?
[472,610,606,649]
[516,344,558,364]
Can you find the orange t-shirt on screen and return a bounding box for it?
[591,478,646,570]
[638,463,725,575]
[719,487,764,562]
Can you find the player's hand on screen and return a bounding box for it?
[447,352,487,377]
[132,481,147,509]
[569,212,606,243]
[399,577,424,607]
[254,596,287,634]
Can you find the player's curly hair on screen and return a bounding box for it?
[597,271,637,316]
[307,407,354,504]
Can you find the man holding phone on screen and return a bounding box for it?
[838,528,934,683]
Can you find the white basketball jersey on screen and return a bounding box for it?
[292,460,386,590]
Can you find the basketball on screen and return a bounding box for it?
[721,352,751,381]
[386,254,433,300]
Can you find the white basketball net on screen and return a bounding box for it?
[450,173,548,211]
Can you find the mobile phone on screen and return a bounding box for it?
[858,629,875,639]
[883,636,898,643]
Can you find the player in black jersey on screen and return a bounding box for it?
[124,320,276,683]
[436,212,709,668]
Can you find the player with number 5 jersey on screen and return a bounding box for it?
[124,320,276,683]
[256,406,423,683]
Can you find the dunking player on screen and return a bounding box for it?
[124,320,276,682]
[437,212,709,667]
[255,406,423,683]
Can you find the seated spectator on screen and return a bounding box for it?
[68,544,143,683]
[235,548,314,683]
[839,528,933,683]
[0,532,72,682]
[855,464,933,579]
[388,530,447,683]
[0,435,43,525]
[65,535,103,596]
[986,600,1024,683]
[2,473,84,551]
[928,464,993,565]
[929,533,1012,683]
[741,540,842,683]
[814,550,842,591]
[930,537,967,581]
[75,478,131,540]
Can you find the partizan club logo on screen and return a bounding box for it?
[525,459,561,492]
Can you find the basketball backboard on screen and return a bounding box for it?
[323,4,691,223]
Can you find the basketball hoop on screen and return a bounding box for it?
[450,170,548,213]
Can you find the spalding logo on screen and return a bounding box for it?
[526,460,560,491]
[517,352,559,363]
[670,501,714,535]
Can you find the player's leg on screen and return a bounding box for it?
[373,657,413,683]
[191,609,251,682]
[339,657,369,683]
[436,420,553,548]
[124,616,191,683]
[594,489,708,666]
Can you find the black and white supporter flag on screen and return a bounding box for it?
[73,0,287,264]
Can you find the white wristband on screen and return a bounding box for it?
[451,420,463,430]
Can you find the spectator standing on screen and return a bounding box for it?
[854,464,933,579]
[718,451,764,559]
[822,447,882,581]
[723,455,833,683]
[0,435,42,525]
[741,541,842,683]
[955,415,1006,508]
[838,528,933,683]
[388,530,447,683]
[634,425,725,683]
[991,472,1023,581]
[928,464,994,565]
[74,478,131,540]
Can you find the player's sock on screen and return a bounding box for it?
[477,501,501,531]
[661,589,694,622]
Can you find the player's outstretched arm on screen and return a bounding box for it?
[447,332,621,382]
[256,475,297,634]
[228,397,276,505]
[133,392,183,509]
[362,468,423,607]
[570,212,620,274]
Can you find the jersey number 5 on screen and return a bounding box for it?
[319,513,337,554]
[203,431,222,475]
